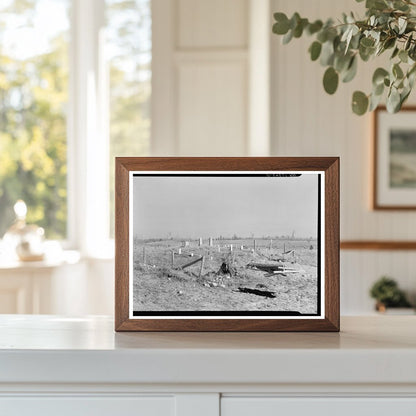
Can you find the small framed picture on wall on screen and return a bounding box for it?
[374,106,416,209]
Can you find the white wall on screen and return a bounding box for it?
[152,0,271,157]
[271,0,416,313]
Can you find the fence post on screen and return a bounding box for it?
[270,239,272,249]
[143,246,146,264]
[209,237,213,247]
[199,256,205,278]
[254,239,256,251]
[171,251,175,266]
[199,237,203,246]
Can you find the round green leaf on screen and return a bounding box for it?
[307,20,323,35]
[360,37,375,48]
[323,67,339,95]
[352,91,369,115]
[273,13,290,35]
[372,68,389,86]
[342,56,358,83]
[334,52,352,73]
[359,44,374,62]
[293,18,308,38]
[309,41,322,61]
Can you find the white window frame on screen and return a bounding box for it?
[68,0,111,258]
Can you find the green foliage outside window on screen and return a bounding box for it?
[0,1,69,238]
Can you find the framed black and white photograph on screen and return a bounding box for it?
[374,106,416,209]
[115,157,339,332]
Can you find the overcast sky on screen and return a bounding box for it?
[133,174,319,239]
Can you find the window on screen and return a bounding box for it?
[0,0,151,252]
[0,0,70,239]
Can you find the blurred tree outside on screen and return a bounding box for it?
[0,0,69,239]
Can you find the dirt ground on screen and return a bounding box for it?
[133,238,319,314]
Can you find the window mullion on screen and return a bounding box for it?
[69,0,109,256]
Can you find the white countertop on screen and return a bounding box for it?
[0,315,415,386]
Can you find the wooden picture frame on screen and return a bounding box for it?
[374,106,416,210]
[115,157,339,332]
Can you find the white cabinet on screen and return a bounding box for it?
[222,398,416,416]
[1,316,416,416]
[1,397,175,416]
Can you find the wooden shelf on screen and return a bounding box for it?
[341,241,416,250]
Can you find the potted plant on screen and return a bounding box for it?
[369,276,413,313]
[272,0,416,115]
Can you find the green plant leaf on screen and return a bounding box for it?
[290,12,301,29]
[400,87,411,106]
[393,63,404,79]
[342,56,358,82]
[309,41,322,61]
[387,87,401,112]
[372,67,389,86]
[320,40,335,66]
[334,52,352,72]
[273,13,290,34]
[317,29,328,43]
[360,37,375,48]
[323,67,339,94]
[399,49,408,63]
[307,20,323,35]
[383,37,396,50]
[293,17,309,38]
[391,47,399,59]
[352,91,369,115]
[359,42,375,61]
[282,29,293,44]
[369,92,383,111]
[366,0,388,10]
[393,0,410,12]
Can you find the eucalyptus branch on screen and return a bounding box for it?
[272,0,416,115]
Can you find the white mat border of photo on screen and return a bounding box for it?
[128,171,325,320]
